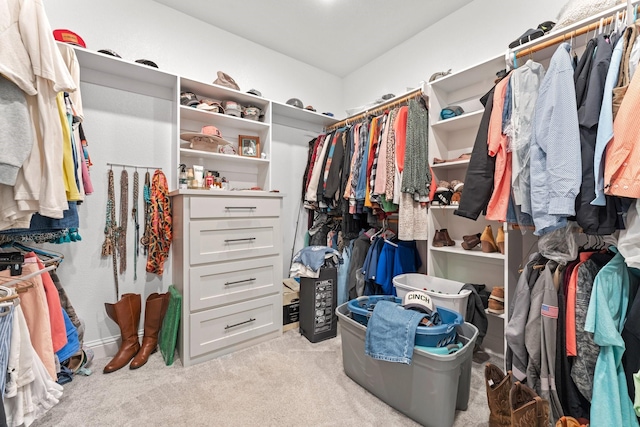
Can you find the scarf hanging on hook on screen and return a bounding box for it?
[146,170,172,276]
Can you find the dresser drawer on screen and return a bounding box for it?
[190,294,280,358]
[189,218,281,265]
[190,257,279,311]
[190,196,280,219]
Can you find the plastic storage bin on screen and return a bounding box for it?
[347,296,463,347]
[336,302,478,427]
[393,274,471,320]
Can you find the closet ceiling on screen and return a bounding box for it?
[153,0,474,77]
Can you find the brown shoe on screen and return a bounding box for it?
[488,287,505,315]
[481,225,498,253]
[485,363,512,427]
[556,416,581,427]
[432,230,446,247]
[440,229,455,246]
[103,293,141,373]
[462,233,481,250]
[130,292,170,369]
[510,382,550,427]
[496,226,505,254]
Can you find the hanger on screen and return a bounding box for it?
[7,242,64,266]
[0,285,19,309]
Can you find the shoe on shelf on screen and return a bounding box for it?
[450,180,464,205]
[481,225,499,253]
[496,226,505,254]
[432,181,453,206]
[440,229,455,246]
[432,229,455,247]
[462,233,481,250]
[556,416,582,427]
[488,287,505,315]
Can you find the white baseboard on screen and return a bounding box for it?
[84,329,144,360]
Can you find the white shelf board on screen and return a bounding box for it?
[431,110,483,132]
[180,106,269,132]
[169,189,283,197]
[429,205,458,210]
[429,55,504,95]
[179,148,269,165]
[430,159,470,170]
[272,101,340,128]
[430,241,505,260]
[69,44,178,99]
[180,77,269,109]
[485,309,505,319]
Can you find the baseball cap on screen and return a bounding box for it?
[53,29,86,48]
[135,59,158,68]
[98,49,121,58]
[403,290,436,315]
[196,99,224,113]
[247,89,262,97]
[222,100,242,117]
[180,92,199,107]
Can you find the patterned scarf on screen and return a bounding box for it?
[146,170,172,275]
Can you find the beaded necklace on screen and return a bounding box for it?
[101,169,119,298]
[132,170,139,280]
[118,169,128,274]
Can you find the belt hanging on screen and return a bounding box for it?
[101,169,119,298]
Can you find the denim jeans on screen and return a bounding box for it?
[365,300,426,364]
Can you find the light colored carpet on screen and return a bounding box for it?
[31,330,501,427]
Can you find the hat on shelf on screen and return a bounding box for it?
[247,89,262,97]
[135,59,158,68]
[440,105,464,120]
[180,92,199,107]
[286,98,303,108]
[180,125,233,152]
[98,49,121,58]
[243,106,261,121]
[53,29,86,48]
[213,71,240,91]
[222,100,242,117]
[429,69,452,82]
[305,105,316,112]
[322,112,334,117]
[196,98,224,113]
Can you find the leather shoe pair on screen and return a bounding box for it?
[432,229,455,247]
[462,233,481,250]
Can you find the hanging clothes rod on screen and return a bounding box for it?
[106,162,162,170]
[514,0,639,59]
[326,86,426,132]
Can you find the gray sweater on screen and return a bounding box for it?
[0,76,33,185]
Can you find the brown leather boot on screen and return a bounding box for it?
[510,381,550,427]
[104,293,141,374]
[130,292,170,369]
[440,229,455,246]
[432,230,446,247]
[485,363,511,427]
[481,225,498,253]
[462,233,481,250]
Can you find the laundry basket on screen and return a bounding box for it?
[346,295,463,347]
[393,274,471,320]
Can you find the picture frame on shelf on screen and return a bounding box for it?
[238,135,260,158]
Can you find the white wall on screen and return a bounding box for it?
[44,0,344,116]
[342,0,565,111]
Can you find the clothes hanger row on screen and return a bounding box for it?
[0,263,58,289]
[1,242,65,267]
[106,162,162,171]
[0,285,20,307]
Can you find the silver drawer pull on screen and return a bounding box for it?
[225,278,256,286]
[225,318,256,330]
[224,237,256,243]
[225,206,256,210]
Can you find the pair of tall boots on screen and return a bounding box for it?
[103,292,169,374]
[485,363,550,427]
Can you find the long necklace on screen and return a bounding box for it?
[118,169,128,274]
[132,170,139,280]
[140,171,152,255]
[101,169,119,298]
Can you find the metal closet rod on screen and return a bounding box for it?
[106,162,162,170]
[515,0,639,59]
[325,87,426,132]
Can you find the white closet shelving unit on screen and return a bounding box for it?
[427,55,526,356]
